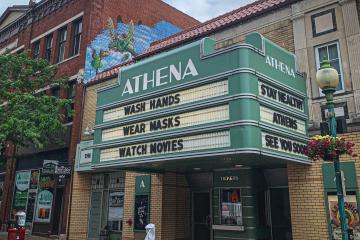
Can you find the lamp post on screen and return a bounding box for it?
[316,60,348,240]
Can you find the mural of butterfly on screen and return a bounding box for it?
[90,48,110,74]
[108,18,137,61]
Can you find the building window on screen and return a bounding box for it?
[315,42,344,92]
[32,41,40,59]
[45,34,53,63]
[71,18,82,56]
[311,9,337,37]
[57,27,67,62]
[221,188,243,226]
[52,87,60,98]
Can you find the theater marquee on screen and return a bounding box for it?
[76,32,309,172]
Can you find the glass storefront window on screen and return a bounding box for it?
[107,191,124,231]
[221,188,243,226]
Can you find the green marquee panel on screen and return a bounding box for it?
[76,32,309,173]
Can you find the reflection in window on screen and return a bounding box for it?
[32,41,40,59]
[221,188,242,226]
[71,18,82,56]
[57,27,67,62]
[45,34,53,63]
[107,191,124,231]
[315,42,344,92]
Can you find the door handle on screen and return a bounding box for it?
[206,215,212,227]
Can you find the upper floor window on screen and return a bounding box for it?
[57,27,67,63]
[45,34,53,63]
[71,18,82,56]
[32,41,40,59]
[315,42,344,92]
[52,87,60,98]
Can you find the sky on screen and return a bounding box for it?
[1,0,254,22]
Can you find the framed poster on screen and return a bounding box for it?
[29,170,40,190]
[11,171,31,219]
[35,190,53,222]
[35,170,55,223]
[25,192,37,230]
[328,194,360,239]
[134,195,149,230]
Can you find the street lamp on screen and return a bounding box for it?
[316,60,348,240]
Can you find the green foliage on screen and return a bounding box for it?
[0,52,73,149]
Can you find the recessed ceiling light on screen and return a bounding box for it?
[194,167,201,171]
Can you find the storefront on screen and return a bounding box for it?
[11,148,70,236]
[76,33,309,240]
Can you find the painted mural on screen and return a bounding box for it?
[84,18,182,82]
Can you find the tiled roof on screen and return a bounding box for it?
[87,0,297,85]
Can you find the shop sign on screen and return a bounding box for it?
[120,58,199,96]
[55,164,71,177]
[102,105,229,141]
[135,175,151,194]
[262,132,307,157]
[15,171,31,192]
[328,195,360,239]
[260,106,306,134]
[258,82,304,112]
[42,160,58,175]
[13,191,28,208]
[220,176,240,182]
[55,165,71,185]
[80,149,92,164]
[103,80,228,122]
[35,190,53,223]
[100,131,230,162]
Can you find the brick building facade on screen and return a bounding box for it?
[72,0,360,240]
[0,0,198,237]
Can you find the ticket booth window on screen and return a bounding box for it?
[221,188,242,225]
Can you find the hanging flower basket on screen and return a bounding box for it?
[305,135,357,161]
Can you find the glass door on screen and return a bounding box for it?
[193,191,211,240]
[267,187,292,240]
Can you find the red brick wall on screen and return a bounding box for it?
[0,0,199,235]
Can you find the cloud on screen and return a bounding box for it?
[0,0,29,17]
[163,0,255,22]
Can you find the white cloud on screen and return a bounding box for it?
[163,0,255,22]
[0,0,29,17]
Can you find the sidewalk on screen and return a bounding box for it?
[0,231,61,240]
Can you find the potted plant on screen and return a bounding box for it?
[305,135,357,161]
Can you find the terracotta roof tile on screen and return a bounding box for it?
[87,0,297,85]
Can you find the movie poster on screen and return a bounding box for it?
[134,195,149,230]
[34,169,55,223]
[35,190,53,222]
[328,194,360,239]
